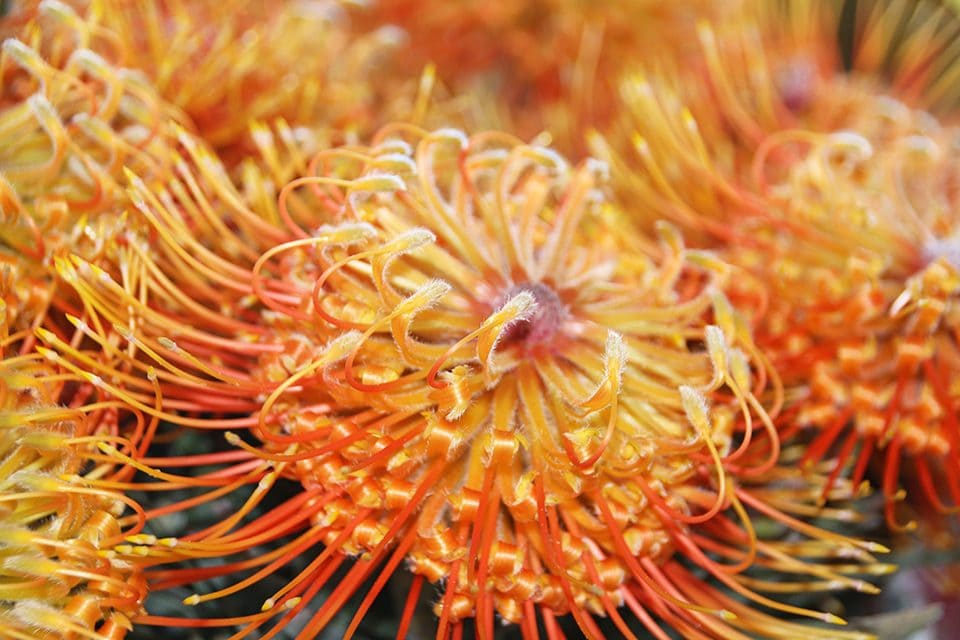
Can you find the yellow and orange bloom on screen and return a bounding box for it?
[15,0,960,636]
[0,353,150,640]
[87,0,410,158]
[4,0,409,157]
[0,0,188,349]
[590,0,960,528]
[39,124,896,639]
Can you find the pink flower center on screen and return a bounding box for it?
[498,282,566,349]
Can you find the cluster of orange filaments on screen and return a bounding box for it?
[751,119,960,532]
[36,123,898,639]
[357,0,738,149]
[0,4,410,637]
[18,0,960,637]
[0,0,181,213]
[0,0,184,345]
[0,351,149,640]
[3,0,406,156]
[591,1,960,528]
[80,0,407,156]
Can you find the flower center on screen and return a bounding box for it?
[776,56,817,113]
[922,233,960,272]
[497,282,566,349]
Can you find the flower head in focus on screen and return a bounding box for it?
[42,124,895,639]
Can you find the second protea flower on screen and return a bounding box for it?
[591,0,960,530]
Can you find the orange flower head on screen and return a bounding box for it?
[0,0,188,342]
[5,0,412,160]
[80,0,406,156]
[590,0,960,528]
[0,354,150,640]
[46,125,893,639]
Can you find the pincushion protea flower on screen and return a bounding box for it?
[7,0,409,160]
[589,0,960,529]
[0,0,188,349]
[0,350,150,639]
[42,125,892,639]
[80,0,406,157]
